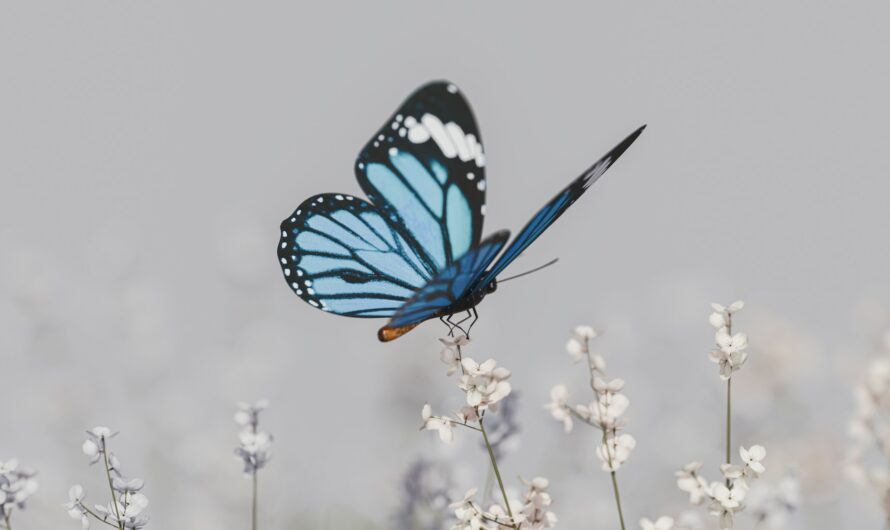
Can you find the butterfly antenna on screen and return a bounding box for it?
[497,258,560,283]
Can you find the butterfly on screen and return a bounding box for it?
[278,81,644,342]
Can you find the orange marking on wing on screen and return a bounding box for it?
[378,323,420,342]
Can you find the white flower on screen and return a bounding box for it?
[588,391,630,429]
[709,328,749,380]
[597,434,636,471]
[64,485,90,530]
[458,357,512,410]
[95,492,149,529]
[676,462,710,505]
[449,488,493,530]
[640,516,674,530]
[420,404,454,443]
[567,325,595,357]
[545,385,574,433]
[712,480,747,510]
[82,427,117,464]
[439,335,469,375]
[517,476,557,530]
[740,445,766,476]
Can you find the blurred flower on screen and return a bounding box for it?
[640,516,674,530]
[392,458,453,530]
[545,385,573,433]
[746,473,801,529]
[481,393,521,460]
[234,400,273,475]
[0,458,38,519]
[234,400,269,430]
[95,492,150,529]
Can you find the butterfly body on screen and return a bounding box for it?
[278,81,644,341]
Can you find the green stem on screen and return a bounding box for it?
[610,471,627,530]
[102,445,124,530]
[725,377,732,487]
[726,377,732,464]
[251,471,258,530]
[81,505,123,529]
[479,418,515,527]
[3,510,11,530]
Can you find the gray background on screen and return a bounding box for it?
[2,1,889,529]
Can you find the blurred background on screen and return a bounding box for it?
[2,2,890,529]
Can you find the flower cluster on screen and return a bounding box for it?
[674,446,767,529]
[708,301,749,380]
[65,427,149,530]
[450,477,557,530]
[421,346,513,443]
[546,327,636,471]
[234,400,273,475]
[847,331,890,519]
[423,335,553,530]
[0,459,38,524]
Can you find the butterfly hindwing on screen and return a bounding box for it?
[477,126,646,287]
[278,193,434,317]
[379,230,510,341]
[355,81,486,273]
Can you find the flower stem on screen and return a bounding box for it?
[82,505,123,529]
[725,376,732,487]
[610,470,627,530]
[726,377,732,464]
[252,471,258,530]
[3,510,12,530]
[479,417,515,527]
[102,445,124,530]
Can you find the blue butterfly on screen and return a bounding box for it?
[278,81,644,341]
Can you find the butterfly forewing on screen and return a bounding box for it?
[355,81,487,273]
[476,126,646,287]
[278,193,434,317]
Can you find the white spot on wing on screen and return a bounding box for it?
[421,114,458,158]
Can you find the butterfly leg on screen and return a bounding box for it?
[450,311,473,337]
[466,307,480,338]
[441,315,457,336]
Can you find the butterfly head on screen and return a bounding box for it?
[484,279,498,294]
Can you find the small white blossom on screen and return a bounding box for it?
[458,357,512,410]
[640,516,674,530]
[597,434,636,471]
[82,427,117,465]
[439,335,469,375]
[676,462,710,505]
[740,445,766,476]
[63,485,90,530]
[420,404,454,443]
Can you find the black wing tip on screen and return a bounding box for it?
[608,124,646,159]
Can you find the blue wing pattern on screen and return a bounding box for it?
[477,126,646,287]
[278,193,434,317]
[356,81,486,272]
[378,230,510,341]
